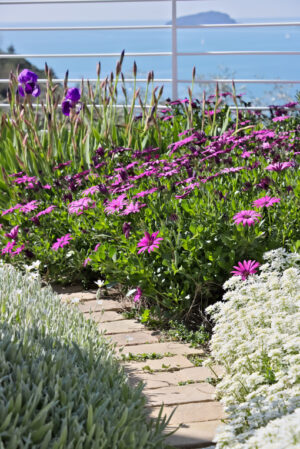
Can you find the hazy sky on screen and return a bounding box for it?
[1,0,300,22]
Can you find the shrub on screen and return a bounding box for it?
[207,248,300,449]
[0,263,169,449]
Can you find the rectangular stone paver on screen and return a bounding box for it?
[97,319,145,334]
[165,420,223,449]
[84,311,125,323]
[144,384,215,407]
[76,299,125,313]
[120,342,206,358]
[109,331,160,346]
[150,401,225,424]
[60,292,96,302]
[132,366,224,389]
[123,355,194,373]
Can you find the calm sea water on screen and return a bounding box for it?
[1,18,300,103]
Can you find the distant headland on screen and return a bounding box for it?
[166,11,237,25]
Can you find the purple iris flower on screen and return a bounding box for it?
[62,88,81,116]
[66,88,81,102]
[18,69,40,98]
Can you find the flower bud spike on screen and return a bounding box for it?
[64,70,69,90]
[96,61,101,78]
[119,49,125,66]
[133,61,137,78]
[192,66,196,81]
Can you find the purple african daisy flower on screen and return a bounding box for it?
[1,240,16,255]
[272,115,290,122]
[231,260,260,280]
[132,188,158,199]
[104,194,128,214]
[68,197,95,215]
[11,244,25,257]
[121,202,146,215]
[265,161,294,172]
[52,234,73,251]
[137,231,163,254]
[1,204,22,216]
[134,287,142,302]
[233,210,262,227]
[252,196,281,208]
[19,200,39,214]
[83,257,92,267]
[82,186,100,197]
[5,225,19,240]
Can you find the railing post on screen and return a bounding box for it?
[171,0,178,100]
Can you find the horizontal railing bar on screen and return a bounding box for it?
[0,0,213,4]
[0,104,299,111]
[0,52,172,58]
[177,22,300,29]
[2,51,299,60]
[179,79,300,84]
[1,78,300,84]
[0,78,173,83]
[177,51,300,56]
[0,25,172,31]
[1,22,300,31]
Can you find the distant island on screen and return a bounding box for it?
[166,10,236,25]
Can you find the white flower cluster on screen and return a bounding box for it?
[207,249,300,449]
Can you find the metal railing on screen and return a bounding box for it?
[0,0,300,107]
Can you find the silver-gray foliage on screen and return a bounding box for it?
[0,263,169,449]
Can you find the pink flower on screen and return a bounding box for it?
[1,204,21,216]
[231,260,260,280]
[241,151,253,159]
[134,287,142,303]
[137,231,163,254]
[233,210,261,227]
[168,134,197,154]
[5,225,19,240]
[83,257,91,267]
[68,197,95,215]
[19,200,39,214]
[52,234,73,251]
[82,186,100,196]
[253,196,281,208]
[1,240,16,254]
[265,161,294,172]
[35,205,56,218]
[11,244,25,257]
[121,202,146,215]
[42,184,52,190]
[132,188,158,199]
[104,194,128,214]
[272,115,290,122]
[94,243,101,252]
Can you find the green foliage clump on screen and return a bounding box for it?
[0,263,170,449]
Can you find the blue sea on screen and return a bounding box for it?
[1,17,300,103]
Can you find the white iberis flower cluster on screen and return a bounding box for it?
[206,248,300,449]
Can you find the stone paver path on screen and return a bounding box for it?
[59,287,225,449]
